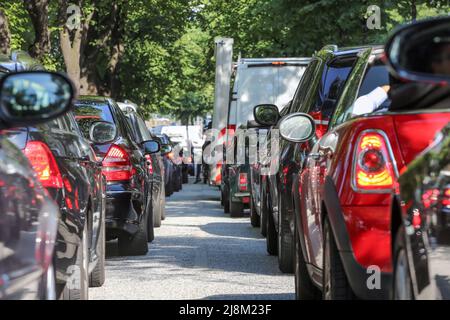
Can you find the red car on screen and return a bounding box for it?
[282,46,450,299]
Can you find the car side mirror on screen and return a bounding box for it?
[253,104,280,126]
[0,71,74,128]
[385,16,450,85]
[142,140,160,154]
[89,121,117,144]
[279,113,315,143]
[161,144,172,154]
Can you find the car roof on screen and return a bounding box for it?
[316,44,384,62]
[77,95,111,103]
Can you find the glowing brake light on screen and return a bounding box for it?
[145,154,154,175]
[102,144,135,181]
[353,131,396,192]
[24,141,63,189]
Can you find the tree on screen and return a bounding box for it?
[0,8,11,54]
[25,0,51,60]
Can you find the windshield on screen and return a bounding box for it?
[73,101,115,138]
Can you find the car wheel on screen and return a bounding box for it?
[183,171,188,184]
[89,211,105,288]
[322,216,355,300]
[393,225,413,300]
[223,186,230,214]
[60,222,89,300]
[118,213,148,256]
[230,199,244,218]
[153,199,161,228]
[277,198,294,273]
[294,221,321,300]
[147,201,155,242]
[250,196,260,227]
[266,208,278,255]
[165,181,173,197]
[161,187,166,220]
[260,184,268,237]
[220,187,224,206]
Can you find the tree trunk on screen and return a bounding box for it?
[0,9,11,55]
[108,1,125,99]
[25,0,51,60]
[58,0,93,93]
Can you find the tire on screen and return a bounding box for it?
[89,212,105,288]
[322,216,355,300]
[161,187,166,221]
[266,208,278,255]
[230,199,244,218]
[147,201,155,243]
[250,196,260,227]
[182,171,188,184]
[223,186,230,214]
[220,187,224,206]
[118,213,148,256]
[393,225,413,300]
[277,197,294,273]
[294,221,321,300]
[60,222,89,300]
[260,184,268,237]
[165,181,173,197]
[153,198,162,228]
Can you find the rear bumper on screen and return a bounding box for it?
[105,183,145,239]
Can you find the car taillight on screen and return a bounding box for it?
[24,141,63,189]
[442,188,450,206]
[239,173,248,191]
[102,144,134,181]
[309,111,329,138]
[353,131,396,192]
[145,154,154,175]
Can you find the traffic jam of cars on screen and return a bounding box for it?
[208,16,450,300]
[0,14,449,302]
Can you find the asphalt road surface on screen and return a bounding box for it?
[90,182,294,300]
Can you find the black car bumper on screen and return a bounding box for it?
[104,183,145,239]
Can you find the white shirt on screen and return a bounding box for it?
[352,87,388,116]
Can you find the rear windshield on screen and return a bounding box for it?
[74,101,115,138]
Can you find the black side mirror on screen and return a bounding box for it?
[142,140,160,154]
[0,71,74,128]
[253,104,280,126]
[385,16,450,85]
[89,121,117,144]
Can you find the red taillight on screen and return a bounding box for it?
[309,111,329,138]
[353,131,396,192]
[442,188,450,206]
[145,154,154,175]
[239,173,248,191]
[24,141,63,189]
[102,144,134,181]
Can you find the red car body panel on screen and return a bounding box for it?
[300,111,450,274]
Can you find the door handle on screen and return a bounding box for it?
[308,153,323,161]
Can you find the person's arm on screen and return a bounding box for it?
[352,85,390,116]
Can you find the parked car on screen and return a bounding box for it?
[1,58,106,300]
[118,101,166,229]
[74,96,160,256]
[222,57,311,217]
[155,133,175,196]
[255,46,361,273]
[0,70,74,300]
[282,40,450,299]
[386,17,450,300]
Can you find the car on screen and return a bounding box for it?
[255,46,361,273]
[73,96,160,256]
[284,40,450,299]
[0,69,74,299]
[386,17,450,300]
[1,58,106,300]
[222,57,310,217]
[154,133,175,196]
[118,101,166,229]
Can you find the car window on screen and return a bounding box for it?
[73,101,115,138]
[331,53,390,127]
[135,115,152,142]
[290,59,320,114]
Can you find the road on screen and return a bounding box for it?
[90,182,294,300]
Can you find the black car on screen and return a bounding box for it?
[257,45,360,273]
[1,59,106,300]
[156,133,177,196]
[0,70,75,299]
[118,102,166,229]
[74,96,159,256]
